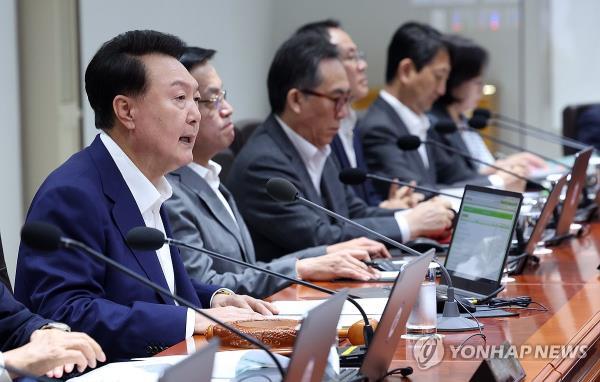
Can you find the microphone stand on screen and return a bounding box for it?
[365,173,462,200]
[59,238,286,378]
[281,189,479,331]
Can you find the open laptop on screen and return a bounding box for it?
[233,290,349,382]
[159,338,219,382]
[553,147,593,238]
[439,185,523,301]
[337,250,435,381]
[507,174,568,274]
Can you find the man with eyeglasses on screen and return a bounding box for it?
[297,20,424,210]
[227,33,453,262]
[165,47,387,298]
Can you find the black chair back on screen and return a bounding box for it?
[230,120,261,155]
[562,103,599,155]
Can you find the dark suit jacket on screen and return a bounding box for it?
[165,166,326,298]
[1,283,49,351]
[330,128,382,206]
[358,96,490,194]
[226,115,402,262]
[427,105,486,183]
[576,105,600,151]
[14,136,219,361]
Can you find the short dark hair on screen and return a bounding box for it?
[385,22,446,84]
[267,32,339,114]
[436,35,488,106]
[179,46,217,71]
[295,19,341,38]
[85,30,187,130]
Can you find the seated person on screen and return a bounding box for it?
[358,22,519,192]
[226,32,453,262]
[296,19,423,209]
[166,47,387,298]
[1,282,104,380]
[429,34,544,186]
[14,30,275,362]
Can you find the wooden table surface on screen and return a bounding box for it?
[159,224,600,381]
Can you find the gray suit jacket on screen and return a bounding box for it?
[358,96,490,195]
[165,166,326,298]
[226,115,402,262]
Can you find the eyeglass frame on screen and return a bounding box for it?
[197,89,227,110]
[299,88,351,115]
[340,50,366,64]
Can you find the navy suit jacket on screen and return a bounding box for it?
[576,105,600,151]
[1,283,49,351]
[330,129,382,206]
[14,135,219,361]
[226,115,402,262]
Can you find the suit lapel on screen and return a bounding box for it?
[174,166,248,258]
[220,185,256,263]
[89,136,174,305]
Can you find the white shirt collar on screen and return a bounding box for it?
[187,160,222,191]
[340,108,357,137]
[275,115,331,195]
[379,89,430,140]
[100,132,172,215]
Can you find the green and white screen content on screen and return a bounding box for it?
[446,190,520,281]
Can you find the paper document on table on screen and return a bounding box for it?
[211,349,253,380]
[273,297,388,316]
[68,356,186,381]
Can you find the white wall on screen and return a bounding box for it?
[550,0,600,128]
[0,0,22,284]
[79,0,274,143]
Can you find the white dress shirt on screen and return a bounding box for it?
[277,116,331,196]
[339,109,358,168]
[0,352,11,382]
[187,161,239,229]
[380,90,430,168]
[276,116,413,240]
[100,133,195,338]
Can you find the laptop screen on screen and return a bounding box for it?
[445,186,522,289]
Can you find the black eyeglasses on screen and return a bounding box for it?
[299,89,351,115]
[198,89,227,110]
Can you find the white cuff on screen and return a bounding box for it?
[209,288,236,308]
[488,174,505,189]
[393,210,412,241]
[0,352,13,382]
[185,308,196,338]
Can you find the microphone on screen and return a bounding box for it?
[20,221,286,379]
[265,178,480,331]
[125,226,376,347]
[397,134,549,192]
[472,108,590,151]
[439,119,567,168]
[338,168,462,200]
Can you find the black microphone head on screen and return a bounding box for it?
[434,120,458,134]
[265,178,299,202]
[125,227,166,251]
[473,108,491,119]
[397,135,422,151]
[21,221,63,251]
[468,116,488,130]
[339,168,367,185]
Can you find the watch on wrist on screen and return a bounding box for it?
[214,288,234,297]
[40,322,71,332]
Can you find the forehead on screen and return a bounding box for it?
[315,58,349,90]
[140,53,198,91]
[190,63,222,91]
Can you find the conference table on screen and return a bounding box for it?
[159,223,600,381]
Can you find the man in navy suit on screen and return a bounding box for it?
[297,20,423,209]
[14,30,275,362]
[1,282,105,380]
